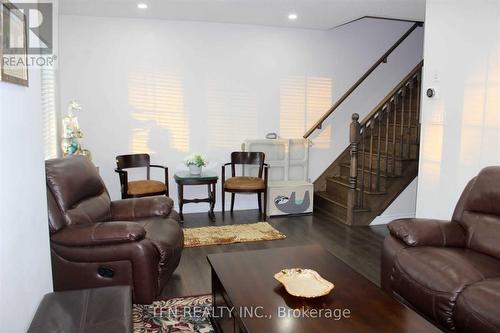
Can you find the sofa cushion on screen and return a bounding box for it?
[65,191,112,225]
[127,180,167,196]
[460,211,500,260]
[459,166,500,260]
[454,279,500,333]
[46,156,111,225]
[224,176,265,191]
[390,247,500,331]
[464,166,500,216]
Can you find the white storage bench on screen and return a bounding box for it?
[268,180,313,216]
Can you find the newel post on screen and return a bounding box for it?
[347,113,361,225]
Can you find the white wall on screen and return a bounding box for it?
[59,16,423,214]
[0,72,53,330]
[416,0,500,219]
[371,178,418,225]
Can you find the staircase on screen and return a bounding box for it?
[304,22,423,226]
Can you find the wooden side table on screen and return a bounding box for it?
[174,170,219,221]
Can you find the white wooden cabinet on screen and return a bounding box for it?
[243,139,313,216]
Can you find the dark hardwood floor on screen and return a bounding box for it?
[160,209,389,298]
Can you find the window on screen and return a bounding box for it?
[41,68,59,159]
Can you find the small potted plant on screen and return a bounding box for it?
[184,153,208,175]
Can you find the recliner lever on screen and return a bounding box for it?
[97,266,114,278]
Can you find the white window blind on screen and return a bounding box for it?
[41,68,59,159]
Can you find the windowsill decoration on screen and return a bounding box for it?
[61,99,91,159]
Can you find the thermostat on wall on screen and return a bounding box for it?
[426,87,439,99]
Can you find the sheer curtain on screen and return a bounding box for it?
[41,68,59,159]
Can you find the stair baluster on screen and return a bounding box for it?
[384,103,390,178]
[415,74,421,151]
[399,89,405,161]
[359,127,366,208]
[348,114,361,220]
[391,96,398,175]
[368,121,374,191]
[407,81,413,158]
[376,112,382,192]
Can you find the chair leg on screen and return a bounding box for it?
[257,193,262,214]
[230,193,235,213]
[263,189,267,221]
[222,189,225,219]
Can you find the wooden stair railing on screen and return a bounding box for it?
[348,61,422,219]
[303,22,422,139]
[314,61,423,226]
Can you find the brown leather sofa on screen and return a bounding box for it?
[46,156,184,304]
[382,166,500,333]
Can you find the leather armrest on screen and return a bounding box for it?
[388,218,466,247]
[110,196,174,221]
[51,222,146,247]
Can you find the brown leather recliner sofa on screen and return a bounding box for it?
[382,166,500,333]
[45,156,184,304]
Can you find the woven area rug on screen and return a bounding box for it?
[183,222,286,248]
[133,295,213,333]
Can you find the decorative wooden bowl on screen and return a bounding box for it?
[274,268,334,298]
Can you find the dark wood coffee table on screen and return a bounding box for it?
[207,245,440,333]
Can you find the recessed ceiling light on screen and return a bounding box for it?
[288,13,298,20]
[137,3,148,9]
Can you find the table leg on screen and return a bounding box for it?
[212,183,216,216]
[178,183,184,221]
[208,183,215,220]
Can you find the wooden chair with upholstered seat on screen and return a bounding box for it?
[115,154,169,199]
[221,152,268,219]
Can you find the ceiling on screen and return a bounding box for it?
[59,0,426,30]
